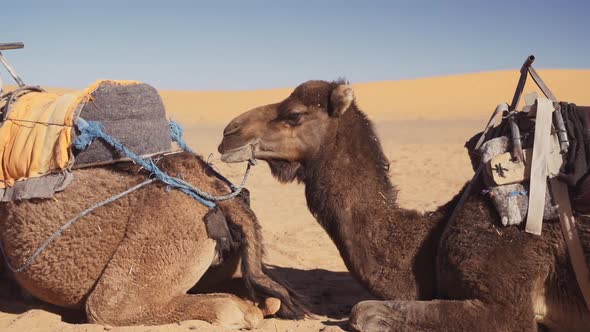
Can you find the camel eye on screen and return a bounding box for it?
[285,112,302,125]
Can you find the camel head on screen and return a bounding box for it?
[218,80,355,182]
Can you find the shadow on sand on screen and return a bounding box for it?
[0,265,374,324]
[266,265,375,319]
[193,265,375,319]
[0,277,85,323]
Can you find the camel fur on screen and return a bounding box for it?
[0,152,305,328]
[218,80,590,332]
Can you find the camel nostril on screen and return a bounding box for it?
[223,123,241,137]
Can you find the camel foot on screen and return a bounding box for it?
[350,300,401,332]
[260,297,281,316]
[208,295,264,329]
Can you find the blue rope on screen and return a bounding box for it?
[508,190,528,197]
[0,178,155,273]
[169,121,194,154]
[74,118,253,208]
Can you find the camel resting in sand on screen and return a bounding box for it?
[219,80,590,331]
[0,152,304,328]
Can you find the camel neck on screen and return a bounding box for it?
[301,109,447,300]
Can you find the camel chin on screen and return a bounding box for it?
[220,145,254,163]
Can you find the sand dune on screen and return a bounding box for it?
[1,69,589,331]
[159,69,590,126]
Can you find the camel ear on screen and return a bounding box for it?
[330,84,354,117]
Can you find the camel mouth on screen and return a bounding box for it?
[219,139,285,164]
[220,142,257,163]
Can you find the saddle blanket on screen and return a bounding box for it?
[0,80,172,201]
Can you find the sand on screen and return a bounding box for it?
[1,69,590,331]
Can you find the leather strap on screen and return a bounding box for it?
[550,177,590,312]
[525,98,554,235]
[527,67,590,312]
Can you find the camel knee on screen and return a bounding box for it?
[85,286,151,326]
[85,292,131,326]
[85,301,115,325]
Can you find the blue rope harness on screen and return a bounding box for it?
[74,118,255,207]
[0,118,254,272]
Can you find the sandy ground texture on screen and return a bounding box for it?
[1,70,590,331]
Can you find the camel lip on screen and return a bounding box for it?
[220,140,258,163]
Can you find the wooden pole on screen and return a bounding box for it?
[0,51,25,87]
[0,43,24,50]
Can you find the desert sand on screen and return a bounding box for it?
[1,69,590,331]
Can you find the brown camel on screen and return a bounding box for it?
[218,80,590,331]
[0,152,305,328]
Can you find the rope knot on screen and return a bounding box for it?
[169,121,193,154]
[74,119,104,151]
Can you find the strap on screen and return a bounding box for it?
[525,98,554,235]
[549,177,590,312]
[1,86,46,121]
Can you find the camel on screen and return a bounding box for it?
[0,152,305,328]
[218,80,590,331]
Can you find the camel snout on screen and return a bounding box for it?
[219,121,248,154]
[223,121,241,137]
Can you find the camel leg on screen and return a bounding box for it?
[349,299,537,332]
[216,200,305,318]
[85,238,262,328]
[85,190,263,328]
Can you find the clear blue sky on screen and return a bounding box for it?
[2,0,589,90]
